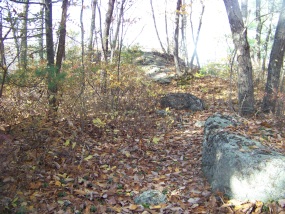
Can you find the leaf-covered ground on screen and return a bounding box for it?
[1,76,285,213]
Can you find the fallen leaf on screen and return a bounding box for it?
[129,204,138,210]
[84,155,93,161]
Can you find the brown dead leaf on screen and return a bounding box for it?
[129,204,138,210]
[107,196,117,205]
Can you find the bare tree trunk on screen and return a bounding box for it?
[0,6,7,97]
[164,0,170,54]
[110,0,126,62]
[39,1,44,60]
[190,0,204,69]
[55,0,68,71]
[262,0,285,113]
[224,0,255,115]
[80,0,86,129]
[276,68,285,115]
[102,0,115,61]
[262,2,274,78]
[181,0,188,67]
[45,0,54,67]
[20,0,29,70]
[150,0,167,54]
[173,0,182,76]
[88,0,97,57]
[101,0,115,93]
[46,0,68,116]
[255,0,262,68]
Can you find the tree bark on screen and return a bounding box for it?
[173,0,182,76]
[88,0,97,57]
[150,0,167,54]
[0,6,7,97]
[45,0,54,67]
[224,0,255,115]
[55,0,68,71]
[45,0,68,116]
[101,0,115,94]
[20,0,29,70]
[164,0,170,54]
[255,0,262,67]
[45,0,56,115]
[102,0,115,61]
[110,0,126,62]
[262,2,274,77]
[80,0,86,129]
[39,1,44,60]
[181,0,188,67]
[190,0,204,69]
[262,0,285,113]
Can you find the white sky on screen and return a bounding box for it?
[1,0,233,65]
[65,0,232,65]
[123,0,232,64]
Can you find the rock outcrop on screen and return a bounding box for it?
[202,114,285,202]
[160,93,204,111]
[134,52,183,84]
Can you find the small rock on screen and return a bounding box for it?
[188,197,201,204]
[134,190,167,205]
[194,120,205,127]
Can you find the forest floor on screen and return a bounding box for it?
[1,76,285,213]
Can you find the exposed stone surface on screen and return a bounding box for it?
[135,52,182,84]
[160,93,204,111]
[134,190,167,205]
[202,114,285,202]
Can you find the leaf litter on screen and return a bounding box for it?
[1,76,285,213]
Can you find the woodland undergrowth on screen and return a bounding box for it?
[1,63,285,213]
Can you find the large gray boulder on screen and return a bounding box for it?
[202,114,285,202]
[160,93,204,111]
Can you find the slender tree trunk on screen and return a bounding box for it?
[88,0,97,57]
[173,0,182,76]
[255,0,262,68]
[45,0,56,115]
[164,0,170,54]
[56,0,68,71]
[190,0,204,69]
[181,0,188,67]
[20,0,29,70]
[0,6,7,97]
[101,0,115,93]
[102,0,115,61]
[150,0,167,54]
[39,2,44,60]
[262,0,285,113]
[224,0,255,115]
[45,0,54,67]
[111,0,126,62]
[80,0,86,129]
[262,2,274,77]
